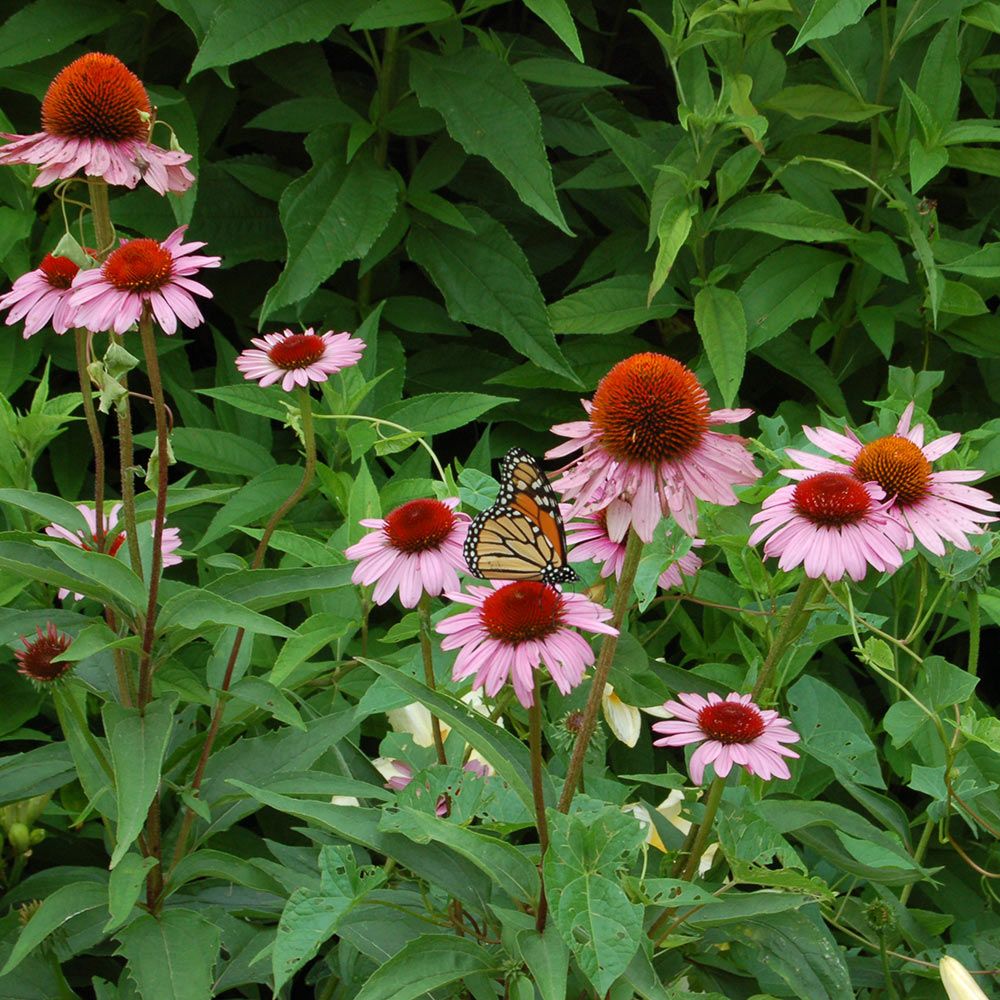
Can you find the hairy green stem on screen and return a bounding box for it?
[74,331,105,547]
[418,594,448,766]
[967,591,980,677]
[557,529,644,814]
[900,819,935,906]
[530,670,549,932]
[168,390,316,876]
[751,577,820,703]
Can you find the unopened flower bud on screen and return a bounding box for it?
[940,955,989,1000]
[29,828,46,846]
[7,823,31,853]
[864,899,895,934]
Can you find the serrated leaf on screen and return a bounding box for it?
[764,85,890,122]
[410,48,570,233]
[524,0,584,60]
[157,588,295,638]
[549,274,682,335]
[407,208,577,381]
[0,0,123,68]
[694,286,746,407]
[190,0,369,75]
[715,195,861,243]
[790,0,876,51]
[103,696,177,869]
[263,132,399,319]
[105,855,157,933]
[115,909,220,1000]
[352,0,453,28]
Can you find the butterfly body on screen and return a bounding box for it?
[465,448,578,586]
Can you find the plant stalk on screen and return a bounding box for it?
[529,670,550,932]
[557,529,644,814]
[750,577,820,703]
[418,594,448,766]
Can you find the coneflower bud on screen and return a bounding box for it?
[14,623,73,684]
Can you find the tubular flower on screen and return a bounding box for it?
[437,580,616,708]
[68,226,219,335]
[44,502,182,600]
[547,353,760,540]
[0,253,93,338]
[939,956,990,1000]
[784,403,998,557]
[346,498,471,608]
[0,53,194,194]
[235,329,365,391]
[652,692,800,785]
[623,791,719,873]
[14,623,73,684]
[748,472,910,581]
[602,684,642,747]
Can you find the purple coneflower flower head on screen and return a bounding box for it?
[547,353,760,540]
[565,506,704,588]
[784,403,998,557]
[14,623,73,685]
[235,329,365,391]
[68,226,219,335]
[44,502,182,600]
[346,498,471,608]
[0,53,193,194]
[0,253,95,338]
[652,692,800,785]
[749,471,910,581]
[436,580,617,708]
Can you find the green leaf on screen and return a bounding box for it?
[524,0,584,61]
[0,489,91,534]
[196,465,302,549]
[694,287,746,407]
[273,845,387,992]
[103,696,177,869]
[269,613,351,686]
[380,392,516,436]
[787,676,885,789]
[361,657,542,811]
[916,17,960,127]
[189,0,369,75]
[755,332,848,416]
[649,199,693,304]
[353,935,504,1000]
[741,247,847,349]
[135,426,276,478]
[352,0,454,28]
[543,805,645,995]
[407,208,577,381]
[517,925,569,1000]
[513,58,624,88]
[229,677,306,730]
[157,588,295,638]
[263,132,399,319]
[115,909,220,1000]
[764,85,889,122]
[379,806,539,903]
[790,0,876,51]
[715,195,862,243]
[105,854,157,933]
[410,48,570,233]
[0,0,123,68]
[0,881,107,975]
[549,274,682,335]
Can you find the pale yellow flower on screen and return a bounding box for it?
[940,956,990,1000]
[623,790,719,875]
[602,684,642,746]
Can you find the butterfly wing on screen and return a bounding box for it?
[464,448,578,585]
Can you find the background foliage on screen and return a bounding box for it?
[1,0,999,997]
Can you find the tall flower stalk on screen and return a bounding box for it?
[529,670,550,931]
[557,529,643,813]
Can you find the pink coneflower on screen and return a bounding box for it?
[652,692,800,785]
[784,403,998,557]
[68,226,219,335]
[565,506,704,588]
[748,472,909,581]
[235,329,365,391]
[436,581,617,708]
[0,53,193,194]
[45,502,182,600]
[548,353,760,540]
[0,253,94,338]
[14,623,73,685]
[346,498,471,608]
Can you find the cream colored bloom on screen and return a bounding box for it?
[623,790,719,875]
[387,703,451,748]
[602,684,642,746]
[940,956,989,1000]
[329,795,361,807]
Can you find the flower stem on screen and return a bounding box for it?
[167,389,317,877]
[879,930,901,1000]
[750,576,821,703]
[73,330,105,548]
[136,312,169,709]
[529,670,550,931]
[900,818,934,906]
[86,178,115,255]
[967,591,980,677]
[418,594,448,766]
[557,528,644,814]
[651,776,726,941]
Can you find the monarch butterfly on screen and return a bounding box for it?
[464,447,579,586]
